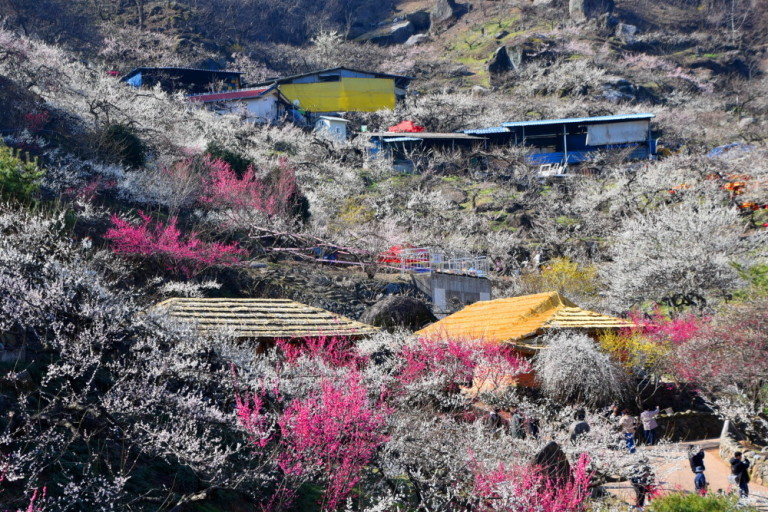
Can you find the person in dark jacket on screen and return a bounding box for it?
[694,466,707,496]
[688,445,705,474]
[485,408,501,432]
[730,451,750,498]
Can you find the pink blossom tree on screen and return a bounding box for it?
[105,211,245,277]
[275,335,368,370]
[397,337,530,408]
[235,372,388,511]
[668,297,768,412]
[200,156,299,225]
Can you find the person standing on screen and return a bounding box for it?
[640,405,660,445]
[694,466,707,496]
[525,415,540,439]
[688,445,705,474]
[509,409,525,439]
[485,408,501,432]
[570,409,591,444]
[619,409,638,454]
[730,451,750,498]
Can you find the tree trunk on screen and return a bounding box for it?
[134,0,145,30]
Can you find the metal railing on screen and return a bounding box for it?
[394,247,489,277]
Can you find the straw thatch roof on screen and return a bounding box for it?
[414,292,631,346]
[153,298,379,339]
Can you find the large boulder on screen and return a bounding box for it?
[430,0,463,34]
[405,34,430,46]
[369,20,416,45]
[569,0,614,22]
[616,23,638,44]
[488,46,515,75]
[529,441,571,482]
[360,296,437,332]
[407,10,432,32]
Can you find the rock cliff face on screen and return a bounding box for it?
[569,0,614,22]
[430,0,462,34]
[488,46,515,75]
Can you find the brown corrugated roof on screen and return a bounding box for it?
[414,292,631,344]
[152,298,379,339]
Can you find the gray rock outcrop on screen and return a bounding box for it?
[616,23,638,44]
[569,0,615,22]
[369,20,415,45]
[430,0,460,33]
[360,295,437,332]
[488,46,515,75]
[405,34,430,46]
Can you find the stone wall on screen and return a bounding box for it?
[719,421,768,486]
[656,410,723,442]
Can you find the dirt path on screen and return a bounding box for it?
[609,440,768,510]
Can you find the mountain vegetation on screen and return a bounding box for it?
[0,0,767,510]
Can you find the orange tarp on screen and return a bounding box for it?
[414,291,632,344]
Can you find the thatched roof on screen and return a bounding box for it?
[153,298,379,339]
[414,292,631,345]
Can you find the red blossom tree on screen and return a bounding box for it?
[105,211,245,277]
[399,337,530,394]
[275,335,368,369]
[236,372,388,511]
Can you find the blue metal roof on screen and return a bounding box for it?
[460,127,509,135]
[502,113,655,128]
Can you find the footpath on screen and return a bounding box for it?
[609,439,768,510]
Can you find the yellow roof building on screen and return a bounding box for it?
[414,292,632,349]
[152,298,379,340]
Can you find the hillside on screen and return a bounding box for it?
[0,0,767,510]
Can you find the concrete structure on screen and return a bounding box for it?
[417,273,492,316]
[314,116,350,141]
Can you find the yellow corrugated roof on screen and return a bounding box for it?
[152,298,379,339]
[414,292,631,343]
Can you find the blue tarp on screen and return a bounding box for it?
[707,143,754,158]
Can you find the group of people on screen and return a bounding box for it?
[690,447,752,499]
[487,404,753,507]
[613,404,661,454]
[484,408,540,439]
[617,406,753,506]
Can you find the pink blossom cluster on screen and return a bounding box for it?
[235,371,388,511]
[471,452,593,512]
[105,211,245,277]
[399,337,530,390]
[200,156,297,219]
[275,335,367,369]
[628,308,707,346]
